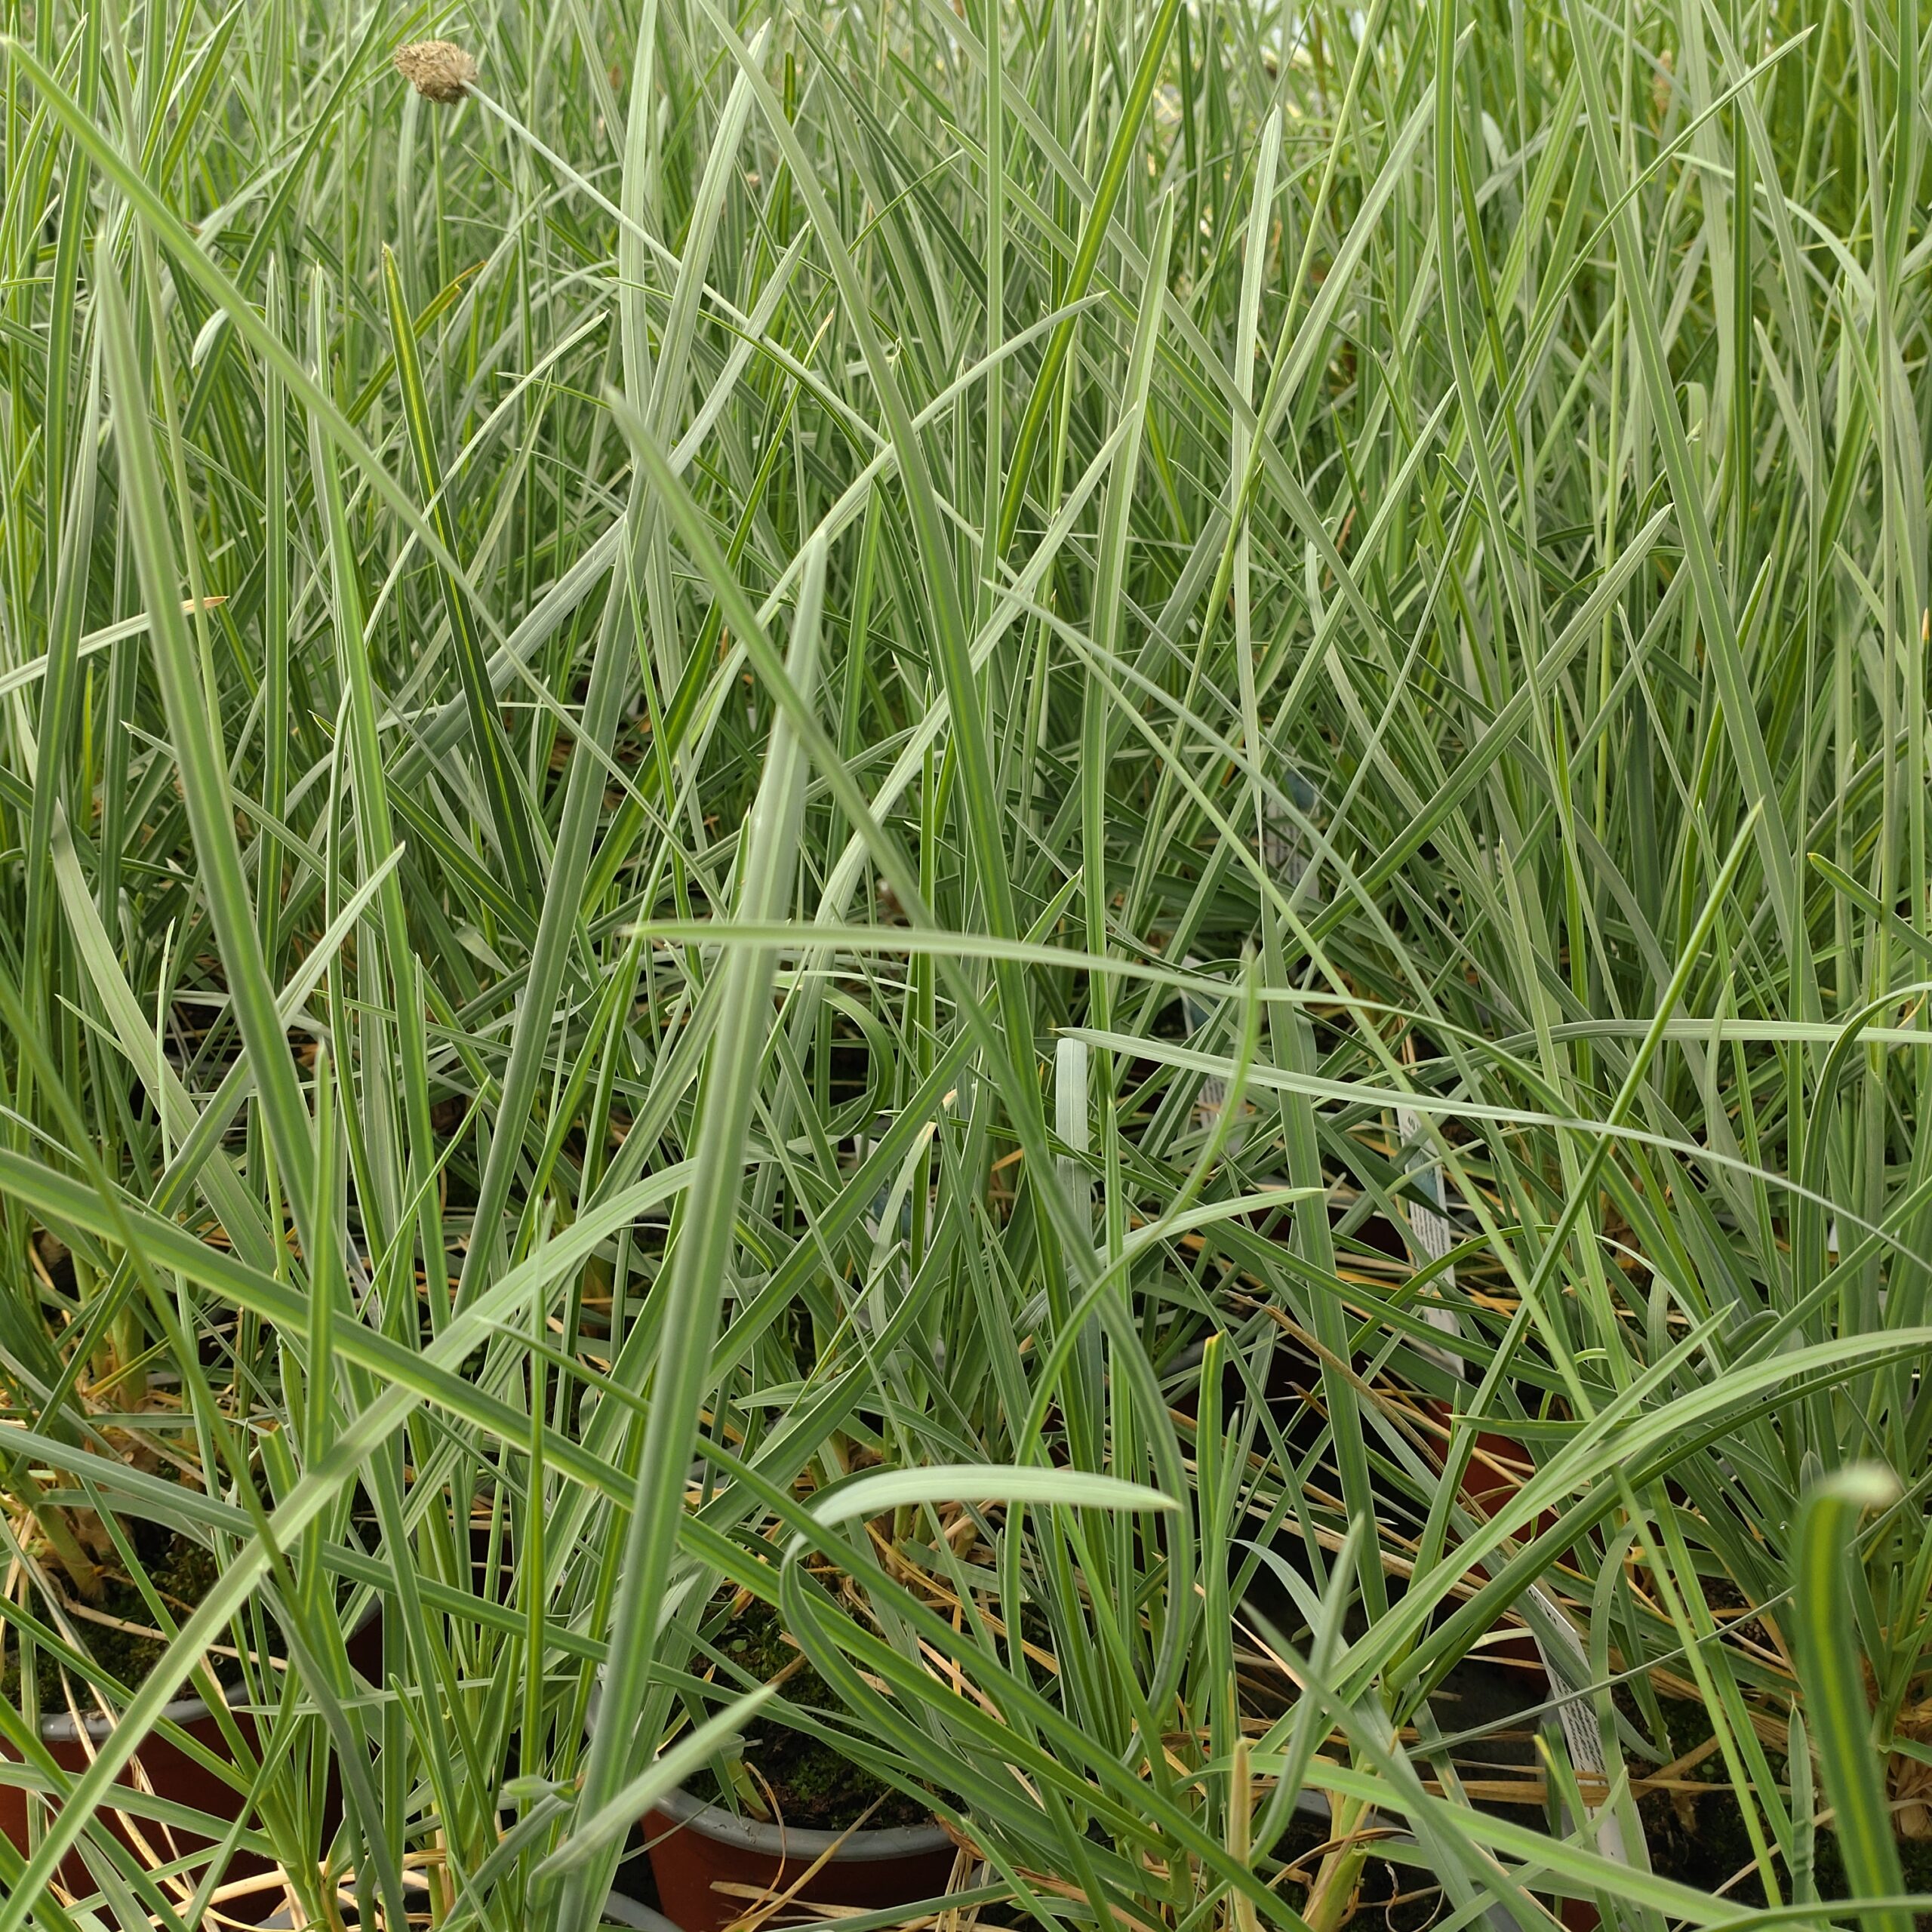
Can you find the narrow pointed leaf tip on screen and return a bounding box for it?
[1795,1463,1910,1932]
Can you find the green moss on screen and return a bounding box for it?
[1639,1786,1932,1925]
[2,1533,222,1714]
[1638,1697,1932,1927]
[685,1602,936,1831]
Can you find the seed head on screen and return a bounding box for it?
[394,40,478,104]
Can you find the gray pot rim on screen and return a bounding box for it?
[646,1782,954,1863]
[39,1693,214,1744]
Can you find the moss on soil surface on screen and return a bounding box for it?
[2,1534,220,1713]
[684,1601,935,1831]
[1639,1786,1932,1927]
[1635,1697,1932,1927]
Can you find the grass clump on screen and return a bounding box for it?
[0,0,1927,1928]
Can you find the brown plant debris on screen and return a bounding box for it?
[394,41,478,103]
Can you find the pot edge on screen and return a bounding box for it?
[645,1782,955,1863]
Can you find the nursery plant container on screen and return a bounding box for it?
[0,1691,286,1923]
[0,1611,383,1923]
[639,1782,958,1932]
[1426,1403,1624,1932]
[1177,1333,1629,1931]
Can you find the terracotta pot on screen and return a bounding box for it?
[640,1784,958,1932]
[1424,1401,1615,1931]
[0,1611,383,1924]
[0,1691,287,1924]
[1426,1411,1559,1672]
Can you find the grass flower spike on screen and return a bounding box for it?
[393,39,478,103]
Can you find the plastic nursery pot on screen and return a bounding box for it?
[1423,1400,1617,1932]
[0,1693,288,1924]
[639,1783,959,1932]
[0,1610,384,1925]
[1426,1409,1557,1673]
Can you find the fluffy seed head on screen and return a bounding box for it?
[394,40,478,103]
